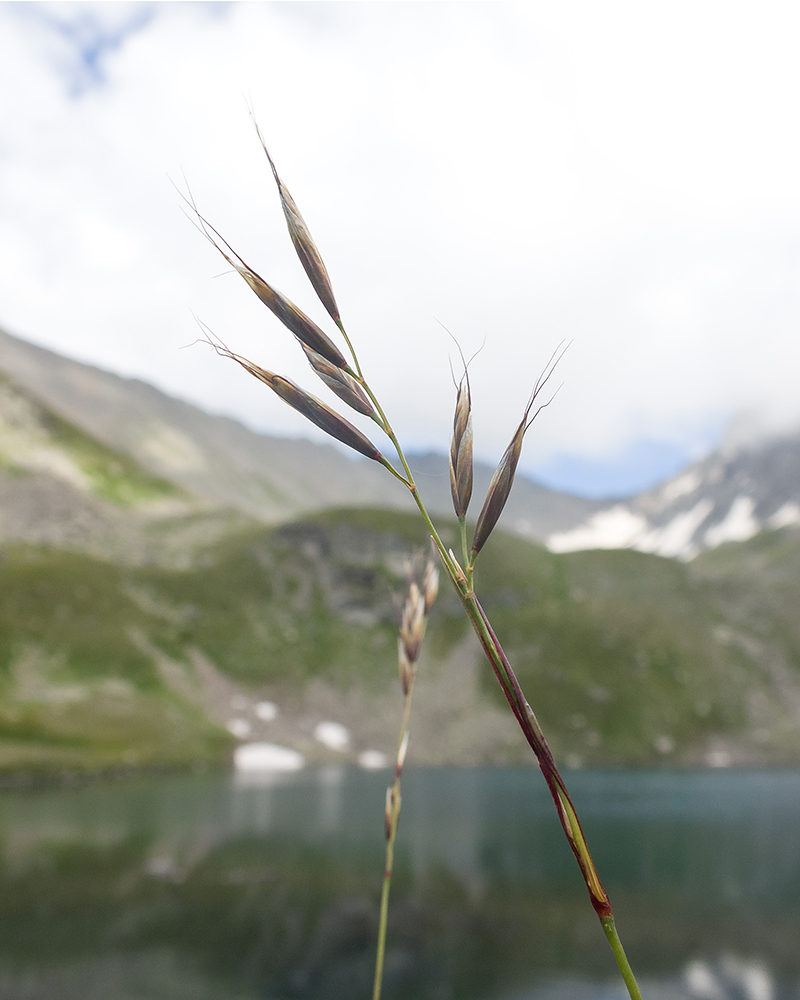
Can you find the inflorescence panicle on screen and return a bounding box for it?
[193,126,642,1000]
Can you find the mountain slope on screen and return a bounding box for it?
[0,365,256,563]
[0,327,599,539]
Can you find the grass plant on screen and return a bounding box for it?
[190,130,645,1000]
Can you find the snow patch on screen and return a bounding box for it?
[548,488,769,560]
[234,742,304,772]
[769,502,800,529]
[145,856,176,879]
[314,721,350,751]
[358,750,388,769]
[704,496,759,547]
[227,718,251,739]
[656,470,701,508]
[638,499,714,559]
[547,498,713,559]
[654,735,675,754]
[547,506,649,553]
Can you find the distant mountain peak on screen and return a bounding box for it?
[548,428,800,559]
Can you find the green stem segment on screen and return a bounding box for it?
[460,592,611,914]
[602,916,644,1000]
[373,792,396,1000]
[373,676,416,1000]
[459,587,641,996]
[458,515,473,588]
[337,325,460,582]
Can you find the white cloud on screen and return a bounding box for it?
[2,2,800,494]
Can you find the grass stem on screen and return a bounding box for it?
[373,684,414,1000]
[601,916,644,1000]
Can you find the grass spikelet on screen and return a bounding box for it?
[470,418,526,558]
[449,375,473,518]
[301,343,375,417]
[205,337,383,462]
[252,119,341,326]
[471,346,565,559]
[398,640,412,697]
[187,197,348,369]
[422,557,439,614]
[238,267,348,369]
[399,580,425,664]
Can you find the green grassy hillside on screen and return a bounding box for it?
[474,539,758,764]
[2,508,800,776]
[0,545,230,778]
[0,371,183,508]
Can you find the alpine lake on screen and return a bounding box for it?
[0,766,798,1000]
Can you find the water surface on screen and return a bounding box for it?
[0,767,798,999]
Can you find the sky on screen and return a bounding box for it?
[1,1,800,498]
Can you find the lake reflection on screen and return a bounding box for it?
[0,767,798,999]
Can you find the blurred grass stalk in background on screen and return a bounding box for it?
[189,126,644,1000]
[373,556,438,1000]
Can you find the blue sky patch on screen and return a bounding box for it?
[18,2,157,96]
[531,424,727,500]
